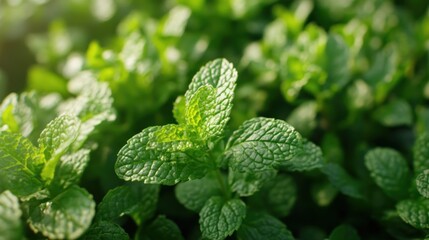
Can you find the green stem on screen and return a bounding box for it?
[214,169,230,199]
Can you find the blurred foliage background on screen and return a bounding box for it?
[1,0,429,239]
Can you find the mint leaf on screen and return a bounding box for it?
[0,190,24,240]
[80,221,129,240]
[229,168,277,197]
[184,58,237,139]
[173,96,186,125]
[175,174,222,212]
[0,131,44,197]
[416,170,429,198]
[413,133,429,175]
[397,199,429,229]
[322,163,363,199]
[373,99,413,127]
[50,149,91,190]
[248,174,297,217]
[60,72,116,147]
[39,114,80,182]
[185,85,217,139]
[96,183,159,224]
[329,224,360,240]
[28,66,68,96]
[29,186,95,239]
[138,215,185,240]
[237,211,294,240]
[364,148,410,200]
[199,196,246,240]
[324,33,351,95]
[281,139,324,171]
[115,125,209,184]
[225,117,302,172]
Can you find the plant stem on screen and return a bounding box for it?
[214,169,230,199]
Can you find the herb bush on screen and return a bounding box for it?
[0,0,429,239]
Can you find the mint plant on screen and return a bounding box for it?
[115,58,324,239]
[0,73,115,239]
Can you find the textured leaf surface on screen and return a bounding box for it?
[229,168,277,197]
[60,72,116,146]
[199,196,246,240]
[39,114,80,182]
[115,125,209,184]
[50,149,91,190]
[80,221,129,240]
[0,190,24,240]
[175,175,222,212]
[29,186,95,239]
[365,148,410,200]
[329,224,360,240]
[225,117,302,172]
[185,58,237,138]
[96,183,159,224]
[237,212,294,240]
[0,131,44,197]
[414,133,429,175]
[248,174,296,217]
[416,170,429,198]
[185,85,217,139]
[322,163,363,199]
[38,114,80,159]
[282,139,324,171]
[139,215,185,240]
[397,199,429,229]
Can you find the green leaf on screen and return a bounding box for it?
[237,211,294,240]
[281,139,324,171]
[324,33,351,95]
[286,101,317,137]
[329,224,360,240]
[138,215,185,240]
[29,186,96,239]
[229,168,277,197]
[50,149,91,190]
[39,114,81,182]
[0,131,44,197]
[185,85,217,139]
[0,92,40,137]
[225,117,302,172]
[397,198,429,229]
[115,125,209,184]
[28,66,68,95]
[61,72,116,147]
[248,174,296,217]
[159,5,191,37]
[38,114,80,161]
[416,170,429,198]
[199,196,246,240]
[364,148,410,200]
[321,163,363,199]
[0,190,24,240]
[173,96,186,125]
[184,58,237,139]
[80,221,129,240]
[364,47,402,103]
[373,99,413,127]
[175,174,222,212]
[96,183,159,224]
[413,133,429,175]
